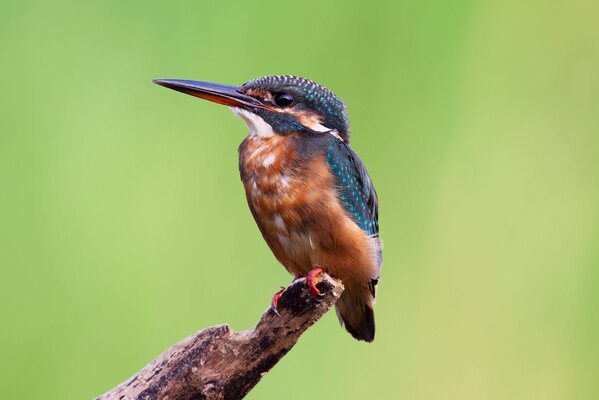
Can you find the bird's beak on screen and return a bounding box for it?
[153,79,266,110]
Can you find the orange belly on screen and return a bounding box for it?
[239,135,379,287]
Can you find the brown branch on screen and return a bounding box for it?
[95,273,344,400]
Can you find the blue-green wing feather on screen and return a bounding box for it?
[326,138,380,250]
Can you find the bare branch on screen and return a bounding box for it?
[96,273,344,400]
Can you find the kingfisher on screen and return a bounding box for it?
[154,75,381,342]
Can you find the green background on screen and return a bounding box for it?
[1,1,598,399]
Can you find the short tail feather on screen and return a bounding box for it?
[335,287,375,342]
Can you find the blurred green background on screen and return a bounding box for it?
[1,0,598,399]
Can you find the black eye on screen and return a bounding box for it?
[273,92,295,107]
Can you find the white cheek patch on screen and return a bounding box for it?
[329,130,344,141]
[310,122,344,142]
[309,122,331,132]
[304,122,344,142]
[230,107,275,138]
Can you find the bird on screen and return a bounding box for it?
[154,75,381,342]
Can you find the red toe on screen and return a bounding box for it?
[270,287,285,315]
[306,267,324,296]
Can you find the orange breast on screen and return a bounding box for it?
[239,135,379,287]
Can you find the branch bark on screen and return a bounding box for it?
[96,273,344,400]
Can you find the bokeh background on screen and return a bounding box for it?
[1,1,598,399]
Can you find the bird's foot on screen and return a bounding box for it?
[306,266,325,297]
[270,271,319,315]
[270,286,286,316]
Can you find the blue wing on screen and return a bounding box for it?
[325,138,380,240]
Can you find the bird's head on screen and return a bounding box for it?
[154,75,350,142]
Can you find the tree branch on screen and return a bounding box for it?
[95,273,344,400]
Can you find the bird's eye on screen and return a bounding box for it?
[273,92,295,107]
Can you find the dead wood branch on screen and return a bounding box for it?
[96,273,344,400]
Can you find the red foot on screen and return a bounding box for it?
[306,267,324,297]
[270,287,285,316]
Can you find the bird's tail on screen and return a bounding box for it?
[335,285,375,342]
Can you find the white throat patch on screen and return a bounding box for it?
[230,107,275,138]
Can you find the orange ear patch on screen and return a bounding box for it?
[293,110,325,131]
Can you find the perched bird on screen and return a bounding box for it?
[154,75,381,342]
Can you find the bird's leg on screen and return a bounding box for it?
[306,266,325,297]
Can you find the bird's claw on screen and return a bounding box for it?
[270,286,286,316]
[306,267,325,298]
[271,269,322,315]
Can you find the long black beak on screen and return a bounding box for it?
[153,79,266,110]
